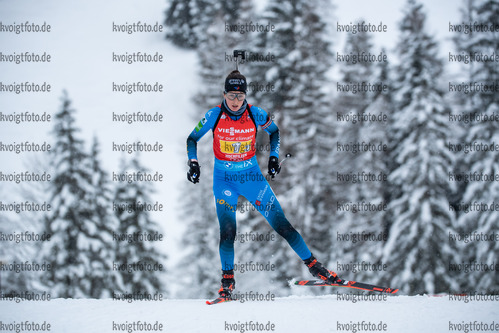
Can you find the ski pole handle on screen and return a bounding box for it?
[266,153,292,181]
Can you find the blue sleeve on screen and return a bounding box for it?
[250,105,280,158]
[186,107,221,160]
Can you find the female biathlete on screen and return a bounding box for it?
[186,70,343,300]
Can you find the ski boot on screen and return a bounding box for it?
[218,269,235,300]
[304,254,345,285]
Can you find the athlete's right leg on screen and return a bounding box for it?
[213,167,239,272]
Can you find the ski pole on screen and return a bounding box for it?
[279,153,292,167]
[266,153,292,180]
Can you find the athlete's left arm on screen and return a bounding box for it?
[250,106,280,158]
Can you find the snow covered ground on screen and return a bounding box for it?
[1,293,497,333]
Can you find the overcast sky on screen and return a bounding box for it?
[335,0,461,52]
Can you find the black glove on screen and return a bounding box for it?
[187,160,200,183]
[268,156,281,178]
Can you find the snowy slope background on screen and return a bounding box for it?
[2,295,498,333]
[1,0,499,331]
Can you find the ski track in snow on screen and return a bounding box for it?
[1,295,497,333]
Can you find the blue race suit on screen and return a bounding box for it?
[186,101,312,271]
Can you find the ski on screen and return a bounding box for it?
[206,296,233,305]
[294,279,399,294]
